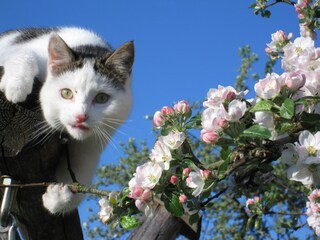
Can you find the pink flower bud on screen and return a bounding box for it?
[179,194,188,203]
[161,106,175,116]
[203,170,212,179]
[174,100,191,115]
[153,111,164,127]
[183,168,191,176]
[141,189,152,202]
[200,129,219,144]
[284,72,306,91]
[225,91,236,101]
[265,47,271,54]
[272,30,287,42]
[170,175,179,185]
[132,186,143,198]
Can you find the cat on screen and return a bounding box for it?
[0,27,134,214]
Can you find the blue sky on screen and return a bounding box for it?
[0,0,308,238]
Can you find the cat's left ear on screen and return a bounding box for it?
[105,41,134,83]
[48,33,75,74]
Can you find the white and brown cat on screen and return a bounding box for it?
[0,27,134,214]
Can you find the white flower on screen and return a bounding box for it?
[98,197,113,224]
[254,73,282,99]
[201,107,227,132]
[132,162,163,189]
[225,99,247,122]
[160,131,186,150]
[186,166,205,197]
[149,140,172,170]
[280,131,320,186]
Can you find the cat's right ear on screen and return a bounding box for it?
[48,33,74,73]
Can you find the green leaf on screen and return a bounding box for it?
[250,99,274,112]
[119,216,140,230]
[242,125,271,139]
[279,98,294,119]
[164,194,184,217]
[189,213,200,225]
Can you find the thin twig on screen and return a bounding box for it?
[0,182,113,197]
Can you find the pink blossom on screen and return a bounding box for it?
[284,71,306,91]
[201,107,227,132]
[179,194,188,203]
[183,168,191,176]
[245,196,260,213]
[170,175,179,185]
[131,162,163,190]
[153,111,164,128]
[173,100,191,115]
[141,189,153,202]
[200,129,219,144]
[203,170,212,179]
[186,166,206,197]
[161,106,175,116]
[272,30,289,42]
[225,99,247,122]
[254,73,282,99]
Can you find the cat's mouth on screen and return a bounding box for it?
[72,123,90,131]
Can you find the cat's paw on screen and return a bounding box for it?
[0,51,38,103]
[0,75,33,103]
[42,184,73,214]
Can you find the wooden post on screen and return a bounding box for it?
[128,204,201,240]
[0,81,83,240]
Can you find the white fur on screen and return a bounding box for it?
[0,27,132,214]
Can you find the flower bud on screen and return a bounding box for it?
[179,194,188,203]
[141,189,152,202]
[170,175,179,185]
[200,129,219,144]
[183,168,191,176]
[153,111,164,128]
[203,169,212,179]
[284,72,306,91]
[161,106,175,116]
[174,100,191,116]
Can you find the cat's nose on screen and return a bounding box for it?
[75,114,88,123]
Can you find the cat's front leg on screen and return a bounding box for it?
[0,50,39,103]
[42,183,84,214]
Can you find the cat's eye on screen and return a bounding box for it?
[94,93,109,104]
[60,88,73,100]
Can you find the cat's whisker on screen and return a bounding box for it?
[99,122,128,137]
[93,126,120,153]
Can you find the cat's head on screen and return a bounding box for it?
[40,33,134,141]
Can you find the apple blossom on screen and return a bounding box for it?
[245,196,261,213]
[173,100,191,115]
[131,162,163,190]
[161,106,175,116]
[200,129,219,144]
[186,165,206,197]
[183,167,191,176]
[179,194,188,203]
[254,73,282,99]
[149,139,172,170]
[160,131,186,150]
[225,99,247,122]
[306,189,320,236]
[280,131,320,186]
[284,71,306,91]
[153,111,164,128]
[170,175,179,185]
[99,193,117,224]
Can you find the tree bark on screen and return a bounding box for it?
[128,204,201,240]
[0,81,83,240]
